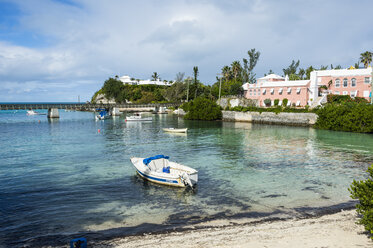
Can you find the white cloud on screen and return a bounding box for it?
[0,0,372,101]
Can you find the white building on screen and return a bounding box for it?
[119,75,173,86]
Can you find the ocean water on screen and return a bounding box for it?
[0,109,372,247]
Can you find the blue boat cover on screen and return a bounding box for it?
[143,155,169,165]
[99,110,107,117]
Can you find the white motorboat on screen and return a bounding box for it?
[27,110,37,115]
[130,155,198,188]
[126,113,152,122]
[163,128,188,133]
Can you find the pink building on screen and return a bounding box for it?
[243,67,372,107]
[309,67,372,100]
[243,74,311,107]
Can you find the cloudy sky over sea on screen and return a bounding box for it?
[0,0,372,102]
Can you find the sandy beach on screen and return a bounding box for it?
[90,209,372,248]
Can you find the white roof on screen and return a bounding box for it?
[261,80,310,87]
[242,83,249,91]
[258,74,285,80]
[313,67,372,77]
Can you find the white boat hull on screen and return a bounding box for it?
[163,128,188,133]
[130,157,198,187]
[126,117,152,121]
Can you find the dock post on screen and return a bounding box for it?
[48,108,59,118]
[111,107,121,116]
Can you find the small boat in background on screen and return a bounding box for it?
[130,155,198,188]
[126,113,152,122]
[163,128,188,133]
[27,110,37,115]
[95,109,110,121]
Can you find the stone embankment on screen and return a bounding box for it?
[222,111,318,126]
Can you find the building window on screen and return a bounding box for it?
[296,88,301,94]
[351,78,356,87]
[278,88,283,94]
[334,91,340,95]
[343,78,348,87]
[343,91,348,95]
[364,77,370,84]
[350,91,357,98]
[270,88,274,94]
[287,88,292,94]
[335,79,340,87]
[262,89,266,94]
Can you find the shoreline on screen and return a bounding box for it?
[33,202,372,248]
[90,209,372,248]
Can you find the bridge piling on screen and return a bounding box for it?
[48,108,59,118]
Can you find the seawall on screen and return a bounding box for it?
[222,111,318,126]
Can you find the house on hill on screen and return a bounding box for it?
[243,68,372,107]
[119,75,173,86]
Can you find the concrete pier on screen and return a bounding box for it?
[47,108,59,118]
[111,107,121,116]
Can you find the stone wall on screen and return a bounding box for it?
[218,97,258,109]
[222,111,318,126]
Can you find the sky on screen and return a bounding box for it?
[0,0,372,102]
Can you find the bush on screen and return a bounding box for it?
[229,105,313,114]
[349,165,373,239]
[264,98,271,106]
[282,98,288,107]
[327,94,369,104]
[183,97,222,120]
[315,102,373,133]
[274,99,279,106]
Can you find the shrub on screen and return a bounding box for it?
[282,98,288,107]
[327,94,369,104]
[264,98,271,106]
[183,97,222,120]
[349,165,373,239]
[315,102,373,133]
[180,102,190,112]
[274,99,279,106]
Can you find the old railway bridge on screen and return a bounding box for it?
[0,103,180,118]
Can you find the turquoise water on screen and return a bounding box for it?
[0,110,372,247]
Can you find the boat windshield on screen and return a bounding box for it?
[143,155,169,165]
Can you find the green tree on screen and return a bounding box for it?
[151,72,160,81]
[283,60,300,76]
[298,68,305,79]
[222,65,232,82]
[264,69,275,76]
[305,66,315,80]
[163,82,187,102]
[193,66,199,98]
[349,165,373,239]
[289,74,300,80]
[175,72,185,83]
[183,97,222,120]
[102,77,123,102]
[247,48,261,83]
[231,60,242,83]
[360,51,373,68]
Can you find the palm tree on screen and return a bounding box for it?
[151,72,159,81]
[222,66,231,82]
[231,61,242,83]
[298,68,305,79]
[360,51,373,68]
[193,66,199,98]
